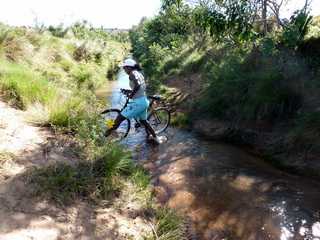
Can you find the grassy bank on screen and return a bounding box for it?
[130,2,320,177]
[0,22,187,239]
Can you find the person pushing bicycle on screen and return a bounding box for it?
[104,58,166,144]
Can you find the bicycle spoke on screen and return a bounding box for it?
[148,108,170,134]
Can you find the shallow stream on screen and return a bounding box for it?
[96,71,320,240]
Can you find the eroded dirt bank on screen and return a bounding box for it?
[164,74,320,180]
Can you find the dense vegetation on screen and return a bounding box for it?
[130,0,320,176]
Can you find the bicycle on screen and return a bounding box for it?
[101,89,171,140]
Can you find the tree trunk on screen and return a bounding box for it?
[262,0,268,35]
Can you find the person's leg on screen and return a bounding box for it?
[140,120,157,138]
[104,113,126,137]
[141,120,166,144]
[144,124,151,138]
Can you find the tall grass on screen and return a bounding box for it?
[0,60,56,109]
[197,48,304,122]
[28,144,135,205]
[146,208,185,240]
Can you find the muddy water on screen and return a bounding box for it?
[97,72,320,240]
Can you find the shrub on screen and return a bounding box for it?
[281,10,312,49]
[70,64,94,89]
[48,24,68,38]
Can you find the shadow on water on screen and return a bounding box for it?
[97,71,320,240]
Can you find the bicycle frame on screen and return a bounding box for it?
[119,93,158,125]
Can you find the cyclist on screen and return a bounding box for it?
[104,58,165,144]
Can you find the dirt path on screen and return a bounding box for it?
[0,99,151,240]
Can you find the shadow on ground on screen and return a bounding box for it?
[0,137,151,240]
[129,128,320,240]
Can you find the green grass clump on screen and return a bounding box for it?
[59,58,74,72]
[0,60,57,109]
[49,94,87,127]
[171,112,190,128]
[146,207,185,240]
[29,144,135,205]
[130,167,151,190]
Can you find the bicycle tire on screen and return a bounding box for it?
[101,109,131,140]
[147,107,171,134]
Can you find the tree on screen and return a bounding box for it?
[161,0,183,10]
[253,0,311,33]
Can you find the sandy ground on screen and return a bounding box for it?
[0,99,152,240]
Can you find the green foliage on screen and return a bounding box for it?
[0,21,128,133]
[130,167,150,190]
[171,112,190,128]
[49,94,87,128]
[198,48,303,121]
[29,144,135,204]
[161,0,183,11]
[71,64,93,87]
[0,24,9,46]
[193,0,256,43]
[0,61,56,109]
[59,58,74,72]
[48,24,68,38]
[146,207,185,240]
[130,3,193,85]
[281,10,313,49]
[70,21,110,41]
[41,67,63,82]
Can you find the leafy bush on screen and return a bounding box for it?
[70,64,95,89]
[281,10,312,49]
[48,24,68,38]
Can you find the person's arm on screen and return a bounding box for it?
[129,73,141,99]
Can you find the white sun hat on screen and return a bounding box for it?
[120,58,137,68]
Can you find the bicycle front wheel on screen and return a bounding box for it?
[148,107,171,134]
[101,109,130,140]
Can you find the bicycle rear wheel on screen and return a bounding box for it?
[148,107,170,134]
[101,109,130,140]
